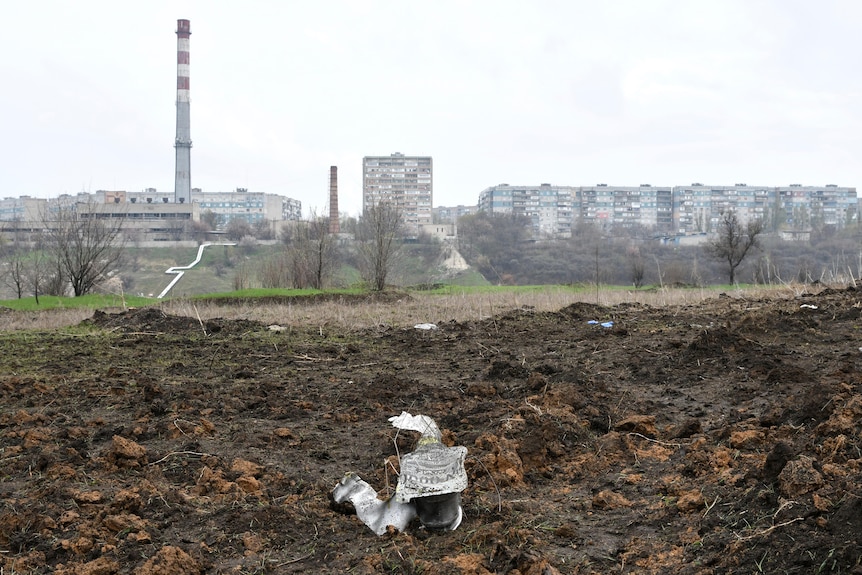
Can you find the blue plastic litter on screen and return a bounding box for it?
[601,321,614,328]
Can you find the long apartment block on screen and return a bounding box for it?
[478,183,857,237]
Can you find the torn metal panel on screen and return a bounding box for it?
[395,441,468,503]
[331,412,468,535]
[332,473,416,536]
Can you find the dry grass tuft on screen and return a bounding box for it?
[0,308,95,332]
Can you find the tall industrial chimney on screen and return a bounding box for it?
[174,19,192,204]
[329,166,340,234]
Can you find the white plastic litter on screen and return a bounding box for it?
[414,323,438,330]
[800,304,818,310]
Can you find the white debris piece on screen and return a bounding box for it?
[389,411,441,441]
[414,323,438,330]
[332,472,416,535]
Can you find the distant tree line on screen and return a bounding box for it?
[1,201,125,300]
[4,204,859,300]
[455,211,862,287]
[234,202,404,292]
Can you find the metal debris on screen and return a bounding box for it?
[331,412,468,535]
[332,473,416,535]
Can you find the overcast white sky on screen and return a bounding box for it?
[2,1,861,217]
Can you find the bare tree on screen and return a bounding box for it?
[25,247,54,305]
[356,201,403,291]
[252,219,275,241]
[200,209,220,231]
[297,213,336,289]
[3,252,26,298]
[258,252,290,288]
[705,210,764,284]
[190,220,212,243]
[43,201,126,296]
[24,233,62,304]
[167,220,187,242]
[627,248,646,288]
[225,218,253,242]
[276,213,337,289]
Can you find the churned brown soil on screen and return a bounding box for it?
[2,288,862,574]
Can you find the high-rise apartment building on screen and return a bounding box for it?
[577,184,674,232]
[478,183,575,237]
[363,153,432,235]
[775,184,856,230]
[673,183,772,233]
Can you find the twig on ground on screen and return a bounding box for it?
[627,432,682,448]
[735,517,804,541]
[703,495,720,518]
[148,451,213,466]
[277,551,315,566]
[469,455,503,512]
[293,354,336,362]
[524,398,543,415]
[193,304,207,336]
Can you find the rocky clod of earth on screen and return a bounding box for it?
[2,287,862,573]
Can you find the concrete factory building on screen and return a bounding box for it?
[363,153,433,235]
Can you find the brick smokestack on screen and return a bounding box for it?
[174,19,192,204]
[329,166,340,234]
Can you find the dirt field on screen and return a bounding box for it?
[1,287,861,574]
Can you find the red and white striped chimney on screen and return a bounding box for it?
[174,19,192,204]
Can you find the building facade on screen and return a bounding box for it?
[576,184,674,232]
[0,196,44,225]
[432,204,478,224]
[0,188,302,243]
[363,153,433,235]
[190,188,299,228]
[673,184,773,234]
[115,188,301,230]
[478,183,575,238]
[775,184,856,231]
[77,196,200,243]
[478,183,856,239]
